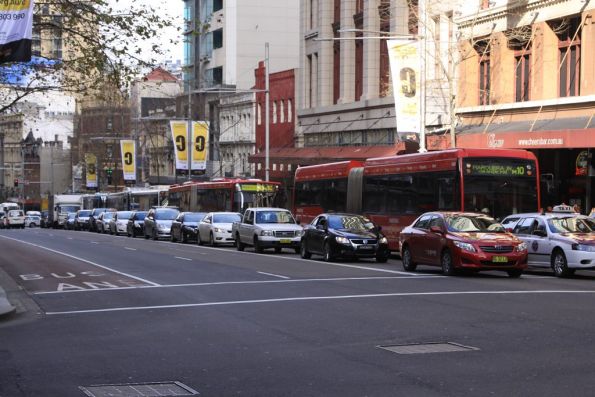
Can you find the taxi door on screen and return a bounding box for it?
[529,217,552,267]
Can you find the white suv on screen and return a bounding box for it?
[5,209,25,229]
[503,205,595,277]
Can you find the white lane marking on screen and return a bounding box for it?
[67,237,73,240]
[0,235,160,287]
[124,247,137,251]
[33,275,438,295]
[175,256,192,261]
[257,271,290,279]
[45,290,595,315]
[90,241,99,244]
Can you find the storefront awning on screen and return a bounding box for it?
[249,143,414,166]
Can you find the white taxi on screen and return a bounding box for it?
[503,205,595,277]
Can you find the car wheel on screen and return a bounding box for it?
[181,231,187,244]
[170,232,176,242]
[323,242,334,262]
[197,231,204,245]
[254,236,264,253]
[235,233,245,251]
[275,247,282,253]
[401,246,417,271]
[300,241,311,259]
[152,229,158,241]
[29,223,34,228]
[376,254,388,263]
[507,269,523,278]
[209,232,217,247]
[144,228,150,239]
[441,249,456,276]
[552,250,574,278]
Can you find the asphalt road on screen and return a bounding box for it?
[2,228,595,396]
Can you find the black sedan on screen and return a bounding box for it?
[171,212,207,243]
[126,210,147,238]
[300,213,390,262]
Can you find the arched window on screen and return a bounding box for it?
[257,103,262,125]
[287,99,293,122]
[272,101,277,124]
[280,100,285,123]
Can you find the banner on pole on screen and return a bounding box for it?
[0,0,34,64]
[387,39,420,142]
[191,121,209,171]
[170,120,189,171]
[85,153,97,188]
[120,140,136,181]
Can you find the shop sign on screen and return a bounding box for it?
[576,150,589,176]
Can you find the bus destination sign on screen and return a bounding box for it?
[465,162,533,177]
[239,183,277,193]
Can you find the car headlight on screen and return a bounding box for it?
[261,230,274,236]
[158,224,168,230]
[379,236,388,244]
[214,227,224,233]
[453,240,476,253]
[335,236,351,245]
[515,242,528,252]
[573,244,595,252]
[294,230,301,237]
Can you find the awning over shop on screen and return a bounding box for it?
[249,142,414,166]
[427,116,595,150]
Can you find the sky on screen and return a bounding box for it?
[108,0,185,65]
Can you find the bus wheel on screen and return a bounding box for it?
[235,234,245,251]
[401,246,417,271]
[441,249,456,276]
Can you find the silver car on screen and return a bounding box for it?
[198,212,242,246]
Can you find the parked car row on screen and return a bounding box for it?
[399,204,595,278]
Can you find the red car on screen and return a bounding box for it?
[399,212,528,277]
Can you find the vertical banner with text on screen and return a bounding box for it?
[85,153,97,188]
[387,39,420,142]
[192,121,209,171]
[0,0,34,64]
[120,140,136,181]
[170,120,189,171]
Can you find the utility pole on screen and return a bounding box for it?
[265,42,270,182]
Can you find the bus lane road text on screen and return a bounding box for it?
[19,271,149,293]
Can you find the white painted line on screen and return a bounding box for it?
[91,241,99,244]
[45,289,595,315]
[0,235,160,287]
[257,271,290,279]
[175,256,192,261]
[124,247,137,251]
[49,234,54,237]
[67,237,73,240]
[33,275,438,295]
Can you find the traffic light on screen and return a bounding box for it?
[106,168,113,185]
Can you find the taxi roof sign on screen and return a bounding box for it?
[552,204,575,213]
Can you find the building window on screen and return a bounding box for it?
[213,28,223,49]
[307,54,318,108]
[272,101,277,124]
[212,66,223,85]
[257,103,262,125]
[379,0,391,97]
[475,39,490,105]
[213,0,223,12]
[509,36,531,102]
[287,99,293,122]
[556,16,581,97]
[309,0,318,30]
[280,100,285,123]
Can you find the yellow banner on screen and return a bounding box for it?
[120,140,136,181]
[170,121,188,170]
[85,153,97,188]
[0,0,31,12]
[192,121,208,170]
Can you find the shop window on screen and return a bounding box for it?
[556,16,581,97]
[509,36,531,102]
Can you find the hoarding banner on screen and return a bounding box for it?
[170,120,189,170]
[120,140,136,181]
[0,0,34,64]
[85,153,97,188]
[387,39,420,141]
[192,121,209,171]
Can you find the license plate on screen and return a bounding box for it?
[280,239,291,244]
[360,245,374,250]
[492,256,508,263]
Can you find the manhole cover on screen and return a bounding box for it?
[80,381,199,397]
[378,342,479,355]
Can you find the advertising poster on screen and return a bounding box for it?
[85,153,97,188]
[170,120,189,170]
[120,140,136,181]
[191,121,208,171]
[387,39,420,141]
[0,0,34,64]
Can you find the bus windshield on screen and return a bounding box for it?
[462,158,538,220]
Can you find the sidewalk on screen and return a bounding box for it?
[0,283,16,318]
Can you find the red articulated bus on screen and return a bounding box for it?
[167,178,280,213]
[294,149,540,251]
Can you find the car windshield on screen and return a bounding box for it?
[8,210,23,216]
[255,210,295,224]
[117,211,133,220]
[184,213,206,222]
[68,213,76,219]
[328,215,375,232]
[79,210,92,217]
[548,216,595,234]
[92,208,107,215]
[155,209,179,220]
[134,212,147,220]
[61,206,79,213]
[103,213,114,220]
[445,214,505,232]
[213,213,242,223]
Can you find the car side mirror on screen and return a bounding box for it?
[316,224,326,231]
[430,225,443,234]
[295,217,301,225]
